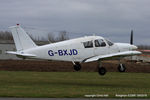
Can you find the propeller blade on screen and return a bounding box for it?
[130,30,133,45]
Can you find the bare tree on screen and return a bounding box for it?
[56,31,69,42]
[47,31,69,43]
[0,31,13,40]
[48,33,55,43]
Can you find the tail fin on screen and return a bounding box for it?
[9,24,37,51]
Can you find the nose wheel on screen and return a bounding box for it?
[98,67,106,75]
[118,64,126,72]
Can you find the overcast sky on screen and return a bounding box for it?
[0,0,150,45]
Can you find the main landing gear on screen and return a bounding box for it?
[73,62,81,71]
[97,61,126,76]
[72,61,126,75]
[98,61,106,76]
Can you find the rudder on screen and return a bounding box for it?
[9,24,37,51]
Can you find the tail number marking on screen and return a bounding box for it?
[48,49,78,56]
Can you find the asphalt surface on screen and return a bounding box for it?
[0,98,149,100]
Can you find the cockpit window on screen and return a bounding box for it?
[106,39,114,46]
[83,41,93,48]
[94,39,106,47]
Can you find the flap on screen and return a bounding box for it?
[83,51,141,63]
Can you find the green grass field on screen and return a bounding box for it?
[0,71,149,98]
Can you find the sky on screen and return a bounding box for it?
[0,0,150,45]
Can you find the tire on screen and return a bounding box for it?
[118,64,126,72]
[98,67,106,75]
[74,63,81,71]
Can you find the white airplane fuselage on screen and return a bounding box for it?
[21,36,137,62]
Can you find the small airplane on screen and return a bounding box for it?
[7,24,141,75]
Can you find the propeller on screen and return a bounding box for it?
[130,30,133,45]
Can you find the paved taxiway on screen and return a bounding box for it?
[0,98,149,100]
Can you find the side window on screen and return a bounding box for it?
[95,39,106,47]
[83,41,93,48]
[0,50,2,54]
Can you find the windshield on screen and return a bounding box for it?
[106,39,114,46]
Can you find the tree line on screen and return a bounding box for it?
[0,31,69,43]
[0,31,150,49]
[0,31,13,40]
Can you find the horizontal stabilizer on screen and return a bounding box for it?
[6,51,36,57]
[83,51,141,63]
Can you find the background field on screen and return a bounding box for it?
[0,60,150,73]
[0,71,149,98]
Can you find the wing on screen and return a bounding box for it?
[82,51,141,63]
[6,51,36,58]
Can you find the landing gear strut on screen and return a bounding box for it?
[73,62,81,71]
[98,61,106,75]
[118,64,126,72]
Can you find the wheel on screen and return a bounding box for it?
[118,64,126,72]
[98,67,106,75]
[74,63,81,71]
[74,65,81,71]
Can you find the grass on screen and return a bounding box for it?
[0,71,149,98]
